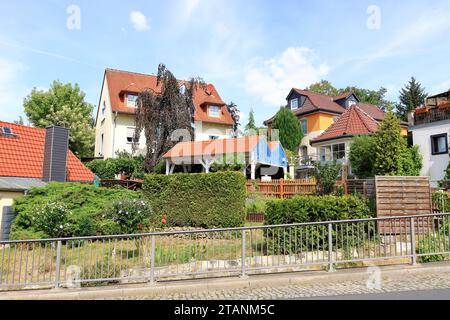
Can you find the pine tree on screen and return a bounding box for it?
[373,108,407,175]
[271,107,304,153]
[396,77,428,121]
[245,108,257,134]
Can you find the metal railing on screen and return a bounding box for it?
[1,213,450,291]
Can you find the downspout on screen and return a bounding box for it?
[111,111,118,159]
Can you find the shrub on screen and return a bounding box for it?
[314,162,342,195]
[29,202,73,238]
[86,155,145,180]
[10,182,141,239]
[86,159,117,179]
[143,172,247,228]
[432,192,449,213]
[349,135,376,178]
[265,195,373,225]
[264,195,374,253]
[246,193,273,216]
[101,199,153,234]
[417,234,446,263]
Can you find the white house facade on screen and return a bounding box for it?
[409,90,450,187]
[94,69,235,159]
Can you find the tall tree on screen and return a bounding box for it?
[271,106,303,153]
[245,108,257,134]
[306,80,339,96]
[226,101,240,137]
[134,64,205,171]
[396,77,428,121]
[23,81,95,157]
[373,107,407,175]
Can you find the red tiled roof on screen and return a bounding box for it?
[0,121,95,182]
[163,136,262,159]
[333,92,353,101]
[104,69,234,126]
[264,89,388,124]
[311,106,379,144]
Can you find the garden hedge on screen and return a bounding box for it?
[264,195,375,253]
[11,182,142,239]
[143,172,247,228]
[265,195,373,225]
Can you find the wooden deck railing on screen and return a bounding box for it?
[100,179,143,191]
[246,179,317,198]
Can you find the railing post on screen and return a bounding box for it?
[327,223,335,272]
[410,217,417,265]
[54,240,62,289]
[149,235,156,285]
[241,230,247,278]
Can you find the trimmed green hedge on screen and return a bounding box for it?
[143,172,247,228]
[11,182,142,239]
[264,195,375,253]
[265,195,374,225]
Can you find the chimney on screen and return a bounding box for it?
[42,126,70,182]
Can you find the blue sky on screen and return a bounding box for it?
[0,0,449,127]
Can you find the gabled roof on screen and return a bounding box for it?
[163,136,262,159]
[310,106,379,144]
[103,69,234,126]
[265,89,387,125]
[333,91,355,101]
[0,121,95,182]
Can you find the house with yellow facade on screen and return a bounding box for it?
[264,89,408,177]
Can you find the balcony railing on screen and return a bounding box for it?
[414,106,450,125]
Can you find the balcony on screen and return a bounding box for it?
[414,104,450,126]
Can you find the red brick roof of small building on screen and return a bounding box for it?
[104,69,234,126]
[311,106,379,144]
[0,121,95,182]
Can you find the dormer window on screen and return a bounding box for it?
[126,94,138,107]
[290,98,299,109]
[0,126,17,138]
[208,105,221,117]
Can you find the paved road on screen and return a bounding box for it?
[302,288,450,300]
[123,270,450,300]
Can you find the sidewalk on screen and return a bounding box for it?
[2,262,450,300]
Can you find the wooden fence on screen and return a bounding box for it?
[375,176,433,233]
[246,179,317,198]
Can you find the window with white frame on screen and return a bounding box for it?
[209,135,219,140]
[290,98,299,109]
[126,127,139,143]
[208,105,221,117]
[319,143,346,161]
[126,94,138,107]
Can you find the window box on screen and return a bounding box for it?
[415,107,428,115]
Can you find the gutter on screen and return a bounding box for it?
[111,111,118,158]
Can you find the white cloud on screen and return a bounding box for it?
[129,11,151,32]
[0,57,28,122]
[431,80,450,95]
[244,47,330,107]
